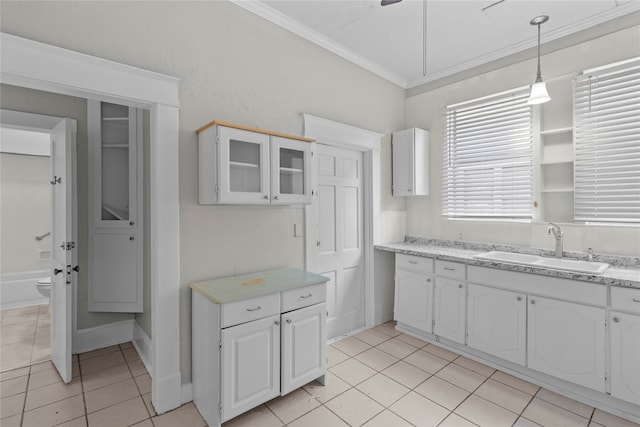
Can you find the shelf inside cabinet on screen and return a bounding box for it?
[542,188,574,193]
[279,167,304,174]
[102,144,129,149]
[230,161,260,169]
[103,117,129,122]
[102,203,129,221]
[540,126,573,136]
[541,159,573,165]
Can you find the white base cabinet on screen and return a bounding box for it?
[609,311,640,404]
[394,256,434,334]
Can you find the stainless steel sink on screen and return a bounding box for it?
[474,251,609,275]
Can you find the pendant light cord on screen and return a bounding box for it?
[423,0,427,77]
[536,22,542,80]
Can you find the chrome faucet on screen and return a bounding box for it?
[547,223,563,258]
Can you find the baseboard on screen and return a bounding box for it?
[374,304,394,325]
[74,319,134,354]
[181,382,193,405]
[132,321,153,377]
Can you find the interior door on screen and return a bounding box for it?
[50,118,76,383]
[314,144,364,339]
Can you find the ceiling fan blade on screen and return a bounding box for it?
[381,0,402,6]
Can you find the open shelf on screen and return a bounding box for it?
[542,188,574,193]
[279,167,304,174]
[540,126,573,136]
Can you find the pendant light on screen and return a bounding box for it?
[527,15,551,105]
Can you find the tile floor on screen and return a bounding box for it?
[1,306,638,427]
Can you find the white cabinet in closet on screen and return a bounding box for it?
[88,101,143,313]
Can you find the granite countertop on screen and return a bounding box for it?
[191,267,329,304]
[375,238,640,289]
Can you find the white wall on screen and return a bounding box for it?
[0,1,405,382]
[404,25,640,257]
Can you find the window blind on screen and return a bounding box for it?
[574,58,640,224]
[442,88,533,219]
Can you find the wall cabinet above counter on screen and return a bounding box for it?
[197,121,314,205]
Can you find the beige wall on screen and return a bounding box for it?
[0,1,405,382]
[404,25,640,257]
[0,153,51,274]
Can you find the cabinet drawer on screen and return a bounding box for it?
[222,293,280,328]
[435,260,466,280]
[282,283,326,312]
[611,287,640,314]
[396,254,434,273]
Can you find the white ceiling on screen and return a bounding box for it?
[234,0,639,89]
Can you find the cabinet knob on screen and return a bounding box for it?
[274,195,279,200]
[286,319,292,324]
[264,195,270,200]
[130,221,135,226]
[530,299,536,305]
[130,236,135,241]
[613,317,620,323]
[53,268,63,275]
[517,296,522,301]
[275,320,280,326]
[458,284,463,289]
[426,278,431,282]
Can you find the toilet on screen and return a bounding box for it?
[36,277,51,298]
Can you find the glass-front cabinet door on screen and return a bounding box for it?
[271,136,312,205]
[89,101,139,229]
[218,126,271,204]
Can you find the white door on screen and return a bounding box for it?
[609,311,640,404]
[433,278,466,343]
[50,118,76,383]
[314,144,364,339]
[395,269,434,333]
[281,303,327,395]
[467,284,526,366]
[527,296,606,392]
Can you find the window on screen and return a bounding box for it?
[574,58,640,224]
[442,88,533,220]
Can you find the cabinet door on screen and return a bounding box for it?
[433,278,466,344]
[609,311,640,404]
[89,101,140,229]
[394,269,433,333]
[222,315,280,422]
[281,303,326,395]
[467,284,526,365]
[88,232,142,312]
[218,126,270,204]
[271,136,312,204]
[392,132,414,196]
[528,296,605,392]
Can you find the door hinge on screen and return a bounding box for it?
[60,241,76,251]
[316,241,321,247]
[219,402,222,414]
[216,136,220,144]
[218,341,222,351]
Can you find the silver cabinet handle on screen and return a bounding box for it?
[408,260,418,264]
[633,298,640,303]
[300,294,312,299]
[613,317,620,323]
[246,306,261,312]
[286,319,292,324]
[444,267,455,271]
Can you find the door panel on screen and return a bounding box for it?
[315,144,364,339]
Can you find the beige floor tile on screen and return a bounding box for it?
[414,375,470,410]
[331,336,372,357]
[373,322,401,338]
[22,394,85,427]
[134,373,151,394]
[84,378,141,414]
[30,346,51,365]
[327,346,350,368]
[287,405,349,427]
[81,363,132,392]
[591,409,640,427]
[362,409,413,427]
[404,348,450,374]
[353,329,391,347]
[376,338,418,359]
[513,417,543,427]
[490,370,540,395]
[30,360,55,374]
[453,356,496,377]
[87,396,150,427]
[266,388,320,424]
[79,351,125,375]
[122,348,141,363]
[1,374,29,397]
[142,392,156,416]
[521,397,589,427]
[438,413,479,427]
[324,388,384,427]
[25,379,83,411]
[303,372,351,404]
[2,313,38,326]
[152,402,206,427]
[356,373,410,407]
[355,347,399,371]
[422,343,460,361]
[28,366,64,390]
[382,360,431,389]
[394,332,428,349]
[455,395,519,427]
[78,345,120,361]
[436,363,486,392]
[329,358,376,386]
[473,378,533,414]
[130,420,153,427]
[222,404,283,427]
[1,392,25,419]
[389,391,450,427]
[119,342,133,350]
[535,388,594,419]
[0,366,29,382]
[1,345,33,371]
[127,358,149,377]
[0,413,22,427]
[57,416,88,427]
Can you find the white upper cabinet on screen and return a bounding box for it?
[198,122,313,205]
[392,127,429,196]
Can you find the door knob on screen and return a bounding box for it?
[53,268,63,275]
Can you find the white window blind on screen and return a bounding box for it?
[442,88,533,220]
[574,58,640,224]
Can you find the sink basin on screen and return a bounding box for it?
[474,251,609,275]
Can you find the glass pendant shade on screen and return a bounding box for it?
[528,79,551,104]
